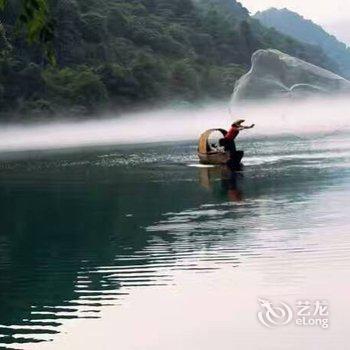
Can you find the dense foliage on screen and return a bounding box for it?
[0,0,340,119]
[255,8,350,78]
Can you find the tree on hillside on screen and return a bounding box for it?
[0,0,54,62]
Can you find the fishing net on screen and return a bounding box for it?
[232,49,350,102]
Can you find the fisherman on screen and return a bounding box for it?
[220,119,255,165]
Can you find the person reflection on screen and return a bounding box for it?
[198,166,243,202]
[220,167,243,202]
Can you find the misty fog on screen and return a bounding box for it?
[0,95,349,157]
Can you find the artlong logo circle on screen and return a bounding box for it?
[257,298,293,328]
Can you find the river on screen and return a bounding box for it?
[0,131,349,349]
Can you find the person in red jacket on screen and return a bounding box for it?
[223,119,254,156]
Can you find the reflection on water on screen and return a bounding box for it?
[0,135,350,349]
[199,166,244,202]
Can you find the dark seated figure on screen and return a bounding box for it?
[220,119,255,169]
[227,150,244,170]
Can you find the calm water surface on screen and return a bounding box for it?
[0,134,350,349]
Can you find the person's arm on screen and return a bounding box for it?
[239,124,255,130]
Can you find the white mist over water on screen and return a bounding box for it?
[0,95,349,155]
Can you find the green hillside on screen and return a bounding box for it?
[0,0,339,120]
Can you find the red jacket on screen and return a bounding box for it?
[225,126,239,141]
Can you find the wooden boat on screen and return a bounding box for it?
[197,129,230,165]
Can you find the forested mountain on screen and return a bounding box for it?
[0,0,339,119]
[255,8,350,78]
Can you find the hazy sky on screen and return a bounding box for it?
[240,0,350,44]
